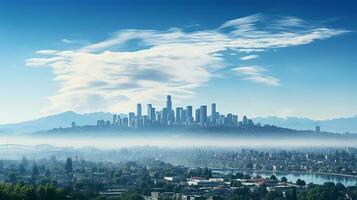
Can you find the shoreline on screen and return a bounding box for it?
[212,168,357,179]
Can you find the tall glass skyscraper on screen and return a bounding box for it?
[211,103,216,125]
[200,105,207,127]
[137,103,142,118]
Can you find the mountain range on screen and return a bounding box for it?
[254,116,357,134]
[0,111,356,134]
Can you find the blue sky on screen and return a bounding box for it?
[1,0,357,123]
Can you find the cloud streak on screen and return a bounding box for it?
[26,14,348,114]
[232,66,280,86]
[240,54,259,60]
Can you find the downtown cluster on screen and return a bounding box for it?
[94,95,255,129]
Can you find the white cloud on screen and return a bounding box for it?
[232,66,280,86]
[237,48,265,53]
[35,50,59,55]
[26,14,348,114]
[61,38,89,45]
[240,54,259,60]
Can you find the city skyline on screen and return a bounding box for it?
[94,95,253,129]
[1,0,357,123]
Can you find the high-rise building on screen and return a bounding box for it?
[186,106,193,123]
[195,108,200,123]
[226,113,233,127]
[248,119,254,127]
[166,95,172,111]
[129,112,135,127]
[232,115,238,127]
[112,114,117,126]
[181,109,187,124]
[316,126,321,133]
[219,115,225,126]
[156,111,162,123]
[166,95,175,125]
[147,104,152,120]
[200,105,208,127]
[162,108,168,125]
[211,103,217,125]
[137,104,142,118]
[150,107,156,122]
[122,117,128,127]
[176,107,183,124]
[243,116,248,126]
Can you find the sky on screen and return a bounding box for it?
[1,0,357,124]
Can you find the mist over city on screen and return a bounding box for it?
[1,0,357,199]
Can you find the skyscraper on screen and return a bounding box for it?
[176,107,183,124]
[200,105,208,127]
[150,107,156,122]
[227,113,233,127]
[112,114,117,126]
[243,116,248,126]
[166,95,174,125]
[137,103,142,118]
[147,104,152,120]
[186,106,193,124]
[316,126,321,133]
[211,103,216,125]
[128,112,135,127]
[181,109,187,124]
[162,108,168,125]
[166,95,172,112]
[233,115,238,127]
[195,108,200,123]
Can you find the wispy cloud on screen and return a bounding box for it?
[232,66,280,86]
[240,54,259,60]
[61,38,89,45]
[26,14,348,114]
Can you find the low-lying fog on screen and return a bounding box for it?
[0,131,356,149]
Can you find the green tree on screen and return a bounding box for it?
[281,176,288,183]
[296,179,306,187]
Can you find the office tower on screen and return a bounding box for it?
[166,95,172,111]
[150,107,156,122]
[316,126,321,133]
[129,112,135,127]
[156,111,162,123]
[215,111,220,125]
[243,115,248,126]
[97,120,105,127]
[233,115,238,127]
[161,95,173,125]
[137,103,142,118]
[219,115,225,126]
[143,116,148,127]
[162,108,168,125]
[122,117,128,127]
[112,114,117,126]
[248,119,254,127]
[211,103,217,125]
[181,109,187,124]
[200,105,207,127]
[147,104,152,120]
[227,113,233,127]
[195,108,200,123]
[176,107,183,124]
[168,109,175,125]
[117,115,121,126]
[186,106,193,123]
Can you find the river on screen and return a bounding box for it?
[213,169,357,186]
